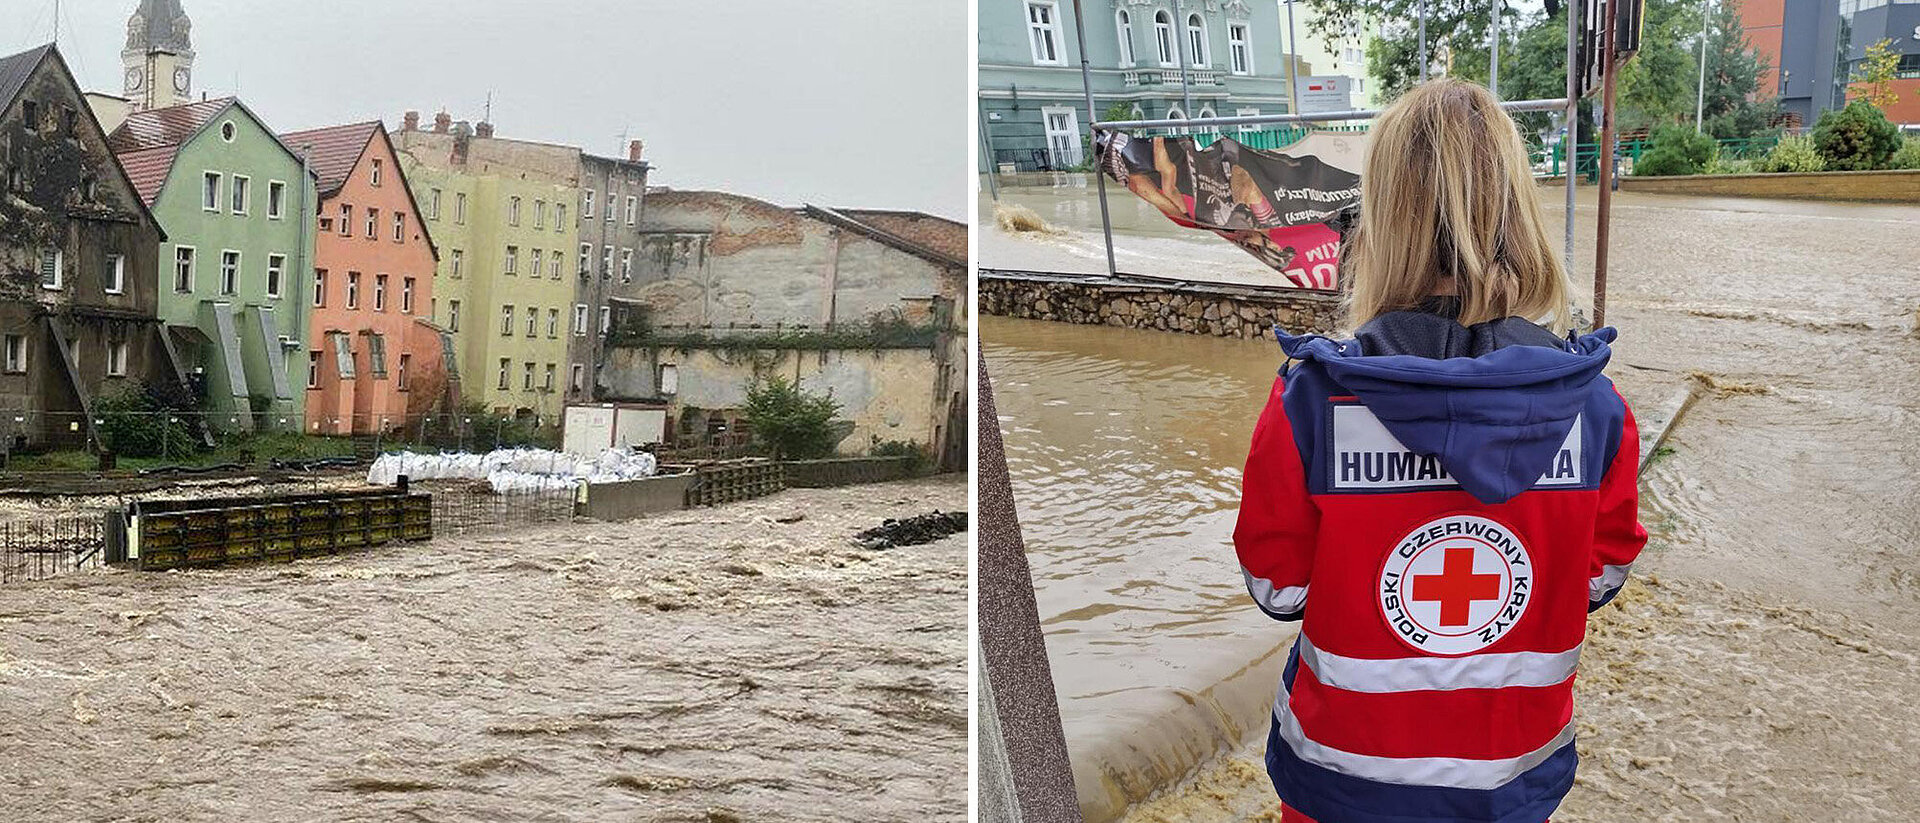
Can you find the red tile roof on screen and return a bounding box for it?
[115,145,180,206]
[108,97,235,153]
[279,121,382,196]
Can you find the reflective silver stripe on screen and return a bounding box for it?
[1589,563,1633,600]
[1243,567,1308,615]
[1273,688,1576,790]
[1297,636,1581,693]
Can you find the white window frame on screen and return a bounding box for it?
[543,363,555,392]
[555,204,567,229]
[545,307,559,338]
[498,358,510,390]
[202,171,222,211]
[3,334,27,374]
[373,273,388,312]
[578,243,592,276]
[1027,1,1064,65]
[398,353,411,390]
[1116,9,1137,67]
[370,158,383,187]
[523,361,535,391]
[1229,24,1252,75]
[266,254,285,298]
[601,246,614,278]
[450,249,464,278]
[346,271,361,309]
[39,248,62,290]
[174,246,196,293]
[535,199,547,229]
[525,307,538,338]
[448,299,461,332]
[550,250,563,280]
[531,248,545,278]
[599,305,611,334]
[267,180,286,219]
[308,350,321,389]
[313,269,328,307]
[338,204,352,236]
[501,304,515,336]
[105,254,125,294]
[1154,11,1176,67]
[583,190,596,219]
[455,192,468,224]
[366,207,378,239]
[1041,106,1083,168]
[401,277,414,314]
[230,174,250,215]
[505,245,519,276]
[393,212,406,242]
[573,303,588,336]
[107,339,128,377]
[625,195,638,225]
[1186,14,1210,69]
[429,188,443,221]
[570,363,585,392]
[1167,106,1187,135]
[619,248,633,283]
[1236,107,1262,133]
[219,250,240,296]
[508,197,521,226]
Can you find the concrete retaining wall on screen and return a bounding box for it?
[1620,168,1920,202]
[783,456,916,488]
[577,474,696,521]
[980,270,1343,338]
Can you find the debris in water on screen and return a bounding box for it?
[1687,371,1772,397]
[994,203,1065,235]
[853,511,968,550]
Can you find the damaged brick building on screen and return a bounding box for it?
[0,44,179,450]
[600,190,966,469]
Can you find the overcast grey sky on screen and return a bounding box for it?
[4,0,967,219]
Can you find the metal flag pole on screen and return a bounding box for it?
[1173,0,1196,119]
[1490,0,1502,97]
[1419,0,1430,82]
[1594,0,1621,327]
[1071,0,1119,277]
[1564,0,1579,283]
[1286,0,1302,115]
[1696,0,1711,132]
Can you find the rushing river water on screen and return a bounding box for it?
[985,182,1920,820]
[0,479,968,822]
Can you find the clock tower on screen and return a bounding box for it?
[121,0,195,111]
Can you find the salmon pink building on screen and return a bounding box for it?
[280,121,451,434]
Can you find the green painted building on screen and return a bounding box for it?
[111,97,316,427]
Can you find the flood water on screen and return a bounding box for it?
[984,184,1920,819]
[0,478,967,822]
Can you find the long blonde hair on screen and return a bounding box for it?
[1344,79,1570,332]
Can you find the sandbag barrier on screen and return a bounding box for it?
[120,487,432,571]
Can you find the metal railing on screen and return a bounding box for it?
[0,517,106,584]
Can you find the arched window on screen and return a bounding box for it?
[1130,103,1146,120]
[1187,14,1211,68]
[1197,105,1218,134]
[1167,105,1187,136]
[1154,11,1176,67]
[1116,10,1137,67]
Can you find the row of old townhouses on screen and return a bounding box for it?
[0,1,964,467]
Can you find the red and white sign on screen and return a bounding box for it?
[1378,514,1533,656]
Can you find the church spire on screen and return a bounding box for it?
[122,0,195,111]
[125,0,194,57]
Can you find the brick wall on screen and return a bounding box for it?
[1620,169,1920,203]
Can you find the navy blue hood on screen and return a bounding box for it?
[1277,323,1617,505]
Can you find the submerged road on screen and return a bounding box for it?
[985,187,1920,821]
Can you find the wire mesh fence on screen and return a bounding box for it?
[0,517,107,584]
[421,481,579,538]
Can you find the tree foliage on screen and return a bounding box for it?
[743,375,843,460]
[1811,100,1901,171]
[1697,0,1778,138]
[1755,134,1826,173]
[1848,39,1903,110]
[95,383,199,459]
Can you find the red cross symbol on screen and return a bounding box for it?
[1411,547,1503,627]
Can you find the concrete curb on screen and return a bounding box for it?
[1637,385,1700,476]
[1072,633,1295,823]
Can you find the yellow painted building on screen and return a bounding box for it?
[393,114,579,417]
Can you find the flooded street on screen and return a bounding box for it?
[984,186,1920,820]
[981,173,1277,286]
[0,477,967,822]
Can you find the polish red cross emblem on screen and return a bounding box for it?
[1379,514,1534,655]
[1411,547,1504,627]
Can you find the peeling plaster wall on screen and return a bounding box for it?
[0,52,167,447]
[662,347,940,454]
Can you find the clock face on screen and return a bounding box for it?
[173,67,190,93]
[126,67,143,91]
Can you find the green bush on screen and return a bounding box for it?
[1756,135,1827,173]
[1632,126,1719,177]
[1889,137,1920,170]
[743,375,843,460]
[1811,101,1901,171]
[95,383,199,459]
[1704,156,1756,175]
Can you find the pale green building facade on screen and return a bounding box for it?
[111,97,315,427]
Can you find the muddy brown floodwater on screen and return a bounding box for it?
[985,187,1920,821]
[0,477,967,822]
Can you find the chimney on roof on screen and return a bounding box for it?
[433,111,451,133]
[403,110,420,132]
[475,121,495,139]
[451,121,473,165]
[629,140,645,163]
